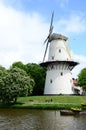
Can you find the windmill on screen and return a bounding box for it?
[40,13,79,95]
[63,40,71,59]
[43,12,54,62]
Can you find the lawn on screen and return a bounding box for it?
[1,95,86,110]
[17,95,86,104]
[14,95,86,110]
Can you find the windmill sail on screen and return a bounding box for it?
[49,11,54,36]
[43,41,49,62]
[43,12,54,62]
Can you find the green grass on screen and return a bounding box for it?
[12,103,81,110]
[1,95,86,110]
[17,95,86,104]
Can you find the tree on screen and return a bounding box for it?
[10,62,46,95]
[0,66,9,103]
[25,63,46,95]
[10,61,26,71]
[0,67,34,104]
[78,68,86,91]
[0,65,7,76]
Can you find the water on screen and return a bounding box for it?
[0,109,86,130]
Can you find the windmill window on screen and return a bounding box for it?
[52,56,54,60]
[50,79,52,83]
[61,72,63,76]
[59,49,61,53]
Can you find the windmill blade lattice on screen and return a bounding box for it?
[43,12,54,62]
[49,11,54,36]
[43,41,49,62]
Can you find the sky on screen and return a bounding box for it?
[0,0,86,78]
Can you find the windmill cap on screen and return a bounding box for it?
[49,33,68,42]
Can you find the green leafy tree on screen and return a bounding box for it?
[10,62,46,95]
[0,67,34,104]
[10,61,26,71]
[25,63,46,95]
[0,66,9,103]
[0,65,7,75]
[78,68,86,91]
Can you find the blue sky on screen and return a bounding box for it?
[0,0,86,78]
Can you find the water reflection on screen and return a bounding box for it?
[0,109,86,130]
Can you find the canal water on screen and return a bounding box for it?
[0,109,86,130]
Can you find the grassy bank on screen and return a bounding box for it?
[17,95,86,104]
[0,95,86,110]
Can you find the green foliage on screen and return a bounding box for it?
[0,61,46,104]
[25,63,46,95]
[10,62,46,95]
[10,67,34,96]
[0,65,7,76]
[78,68,86,90]
[0,67,34,104]
[10,61,26,71]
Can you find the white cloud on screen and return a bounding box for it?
[71,52,86,78]
[55,14,86,34]
[0,2,48,68]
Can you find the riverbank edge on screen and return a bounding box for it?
[0,103,84,110]
[0,96,86,110]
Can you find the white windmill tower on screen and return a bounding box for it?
[40,13,78,95]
